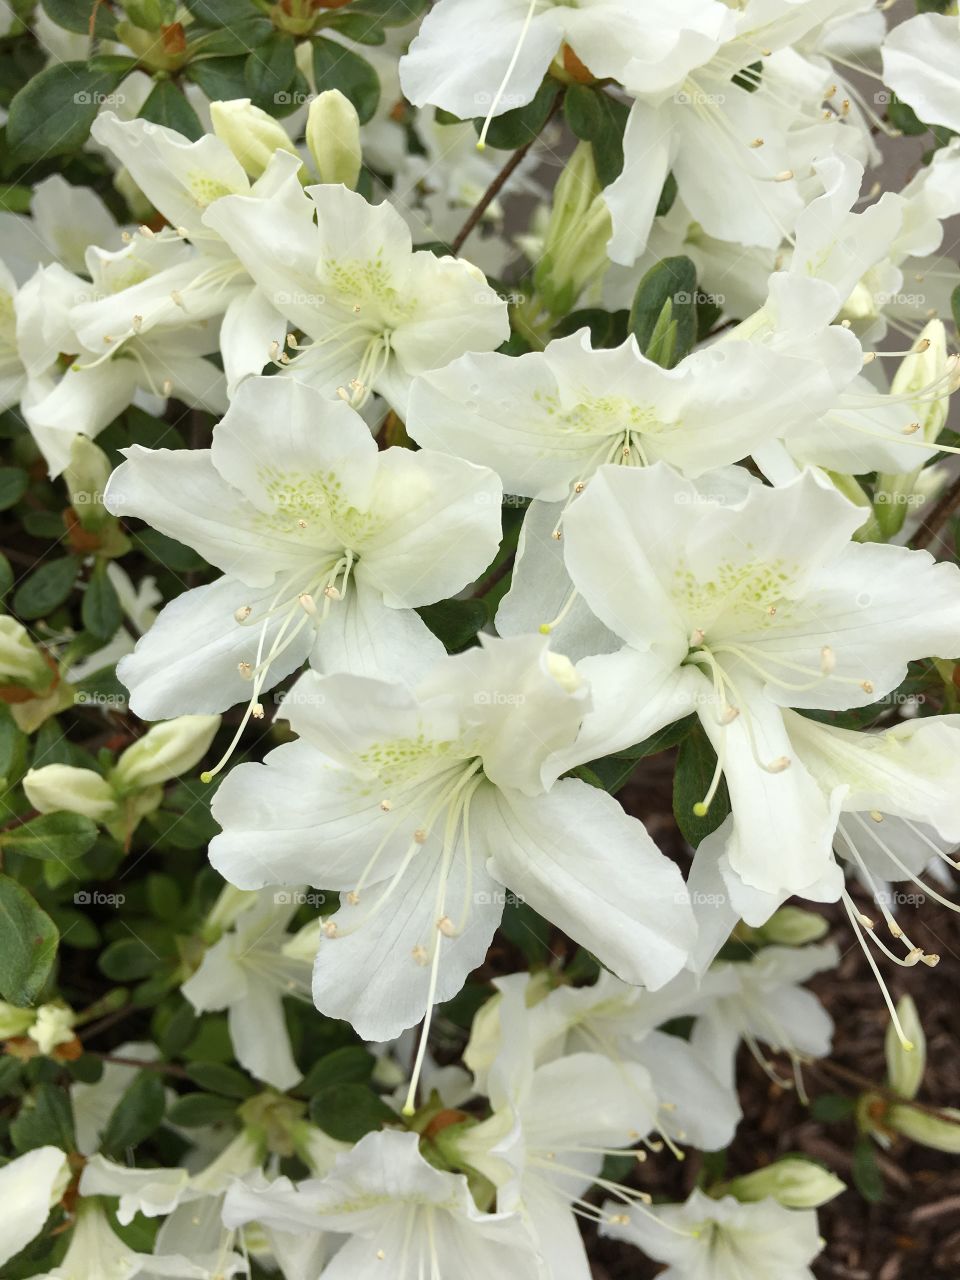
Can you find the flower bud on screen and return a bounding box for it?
[534,142,612,317]
[124,0,177,28]
[0,617,53,689]
[874,320,951,537]
[760,907,829,946]
[306,90,362,190]
[64,436,113,532]
[725,1157,845,1209]
[111,714,221,793]
[0,1001,36,1039]
[888,1104,960,1153]
[885,995,925,1100]
[210,99,300,180]
[24,764,118,821]
[29,1002,77,1055]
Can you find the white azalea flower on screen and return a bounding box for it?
[182,887,315,1090]
[548,464,960,900]
[203,180,509,411]
[689,944,838,1090]
[104,374,502,726]
[87,112,303,391]
[399,0,734,143]
[208,633,696,1070]
[601,1187,823,1280]
[0,1146,70,1269]
[882,13,960,136]
[407,327,824,501]
[16,236,228,475]
[222,1129,543,1280]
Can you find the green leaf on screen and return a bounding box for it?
[309,1083,396,1141]
[500,900,552,964]
[300,1046,375,1095]
[40,0,117,36]
[82,560,123,641]
[10,1082,75,1153]
[672,721,731,847]
[131,529,206,573]
[952,283,960,336]
[336,0,428,24]
[7,62,127,162]
[852,1137,884,1202]
[564,84,629,186]
[100,1071,166,1154]
[417,599,487,653]
[0,551,12,599]
[0,875,59,1004]
[185,1061,256,1098]
[886,93,927,136]
[245,32,297,111]
[553,307,629,348]
[629,256,697,369]
[146,873,182,922]
[474,78,559,150]
[322,11,387,45]
[0,704,28,791]
[182,0,261,24]
[138,79,204,140]
[188,17,274,56]
[12,556,79,620]
[0,813,98,862]
[312,37,381,125]
[810,1094,855,1123]
[0,184,35,214]
[167,1091,239,1127]
[0,466,27,511]
[184,55,250,104]
[100,937,161,981]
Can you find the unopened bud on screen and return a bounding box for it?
[760,906,829,946]
[885,994,925,1100]
[64,436,112,532]
[724,1157,845,1209]
[210,98,300,179]
[111,714,221,793]
[306,90,362,189]
[887,1103,960,1153]
[23,764,118,822]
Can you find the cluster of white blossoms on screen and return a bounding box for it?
[3,0,960,1277]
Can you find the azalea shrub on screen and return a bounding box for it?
[1,0,960,1277]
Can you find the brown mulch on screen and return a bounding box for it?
[584,756,960,1279]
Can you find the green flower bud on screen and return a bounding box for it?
[0,617,53,689]
[888,1104,960,1153]
[724,1157,845,1209]
[534,142,612,317]
[64,436,113,532]
[0,1000,36,1039]
[210,99,300,180]
[111,715,220,793]
[885,995,925,1100]
[124,0,178,29]
[23,764,119,822]
[306,90,363,190]
[760,907,829,946]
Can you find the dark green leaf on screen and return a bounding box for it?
[0,551,12,599]
[138,79,204,141]
[167,1091,239,1127]
[564,84,629,185]
[417,599,487,653]
[475,78,559,150]
[656,171,678,217]
[12,556,79,619]
[41,0,117,36]
[886,93,927,136]
[100,1071,166,1154]
[553,307,629,348]
[629,256,697,368]
[188,17,274,56]
[500,900,551,964]
[7,62,127,162]
[0,813,98,862]
[0,467,27,510]
[322,11,387,45]
[131,529,206,573]
[100,937,161,981]
[672,721,730,847]
[811,1094,855,1123]
[0,704,29,790]
[184,55,250,104]
[82,559,122,641]
[182,0,261,24]
[185,1061,257,1098]
[0,875,59,1004]
[10,1082,75,1153]
[952,284,960,336]
[309,1083,396,1141]
[312,38,381,125]
[300,1046,375,1095]
[852,1137,884,1202]
[245,32,297,111]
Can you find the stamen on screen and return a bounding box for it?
[477,0,540,150]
